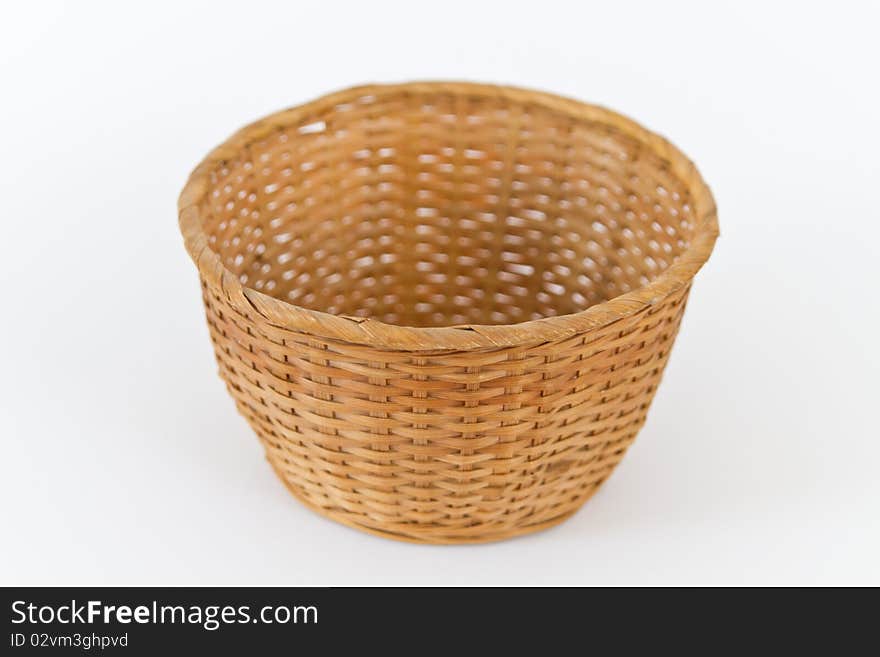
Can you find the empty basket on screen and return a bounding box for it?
[179,82,718,543]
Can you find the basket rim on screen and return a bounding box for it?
[179,81,718,351]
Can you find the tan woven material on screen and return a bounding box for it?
[179,82,718,543]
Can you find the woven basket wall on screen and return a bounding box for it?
[179,82,718,544]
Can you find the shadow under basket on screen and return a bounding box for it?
[179,82,718,544]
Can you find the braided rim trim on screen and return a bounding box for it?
[179,81,718,351]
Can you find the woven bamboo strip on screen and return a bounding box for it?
[180,82,717,543]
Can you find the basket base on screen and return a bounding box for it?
[267,458,603,545]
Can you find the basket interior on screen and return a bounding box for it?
[199,90,697,328]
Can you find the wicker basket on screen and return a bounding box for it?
[179,82,718,543]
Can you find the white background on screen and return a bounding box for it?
[2,1,878,586]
